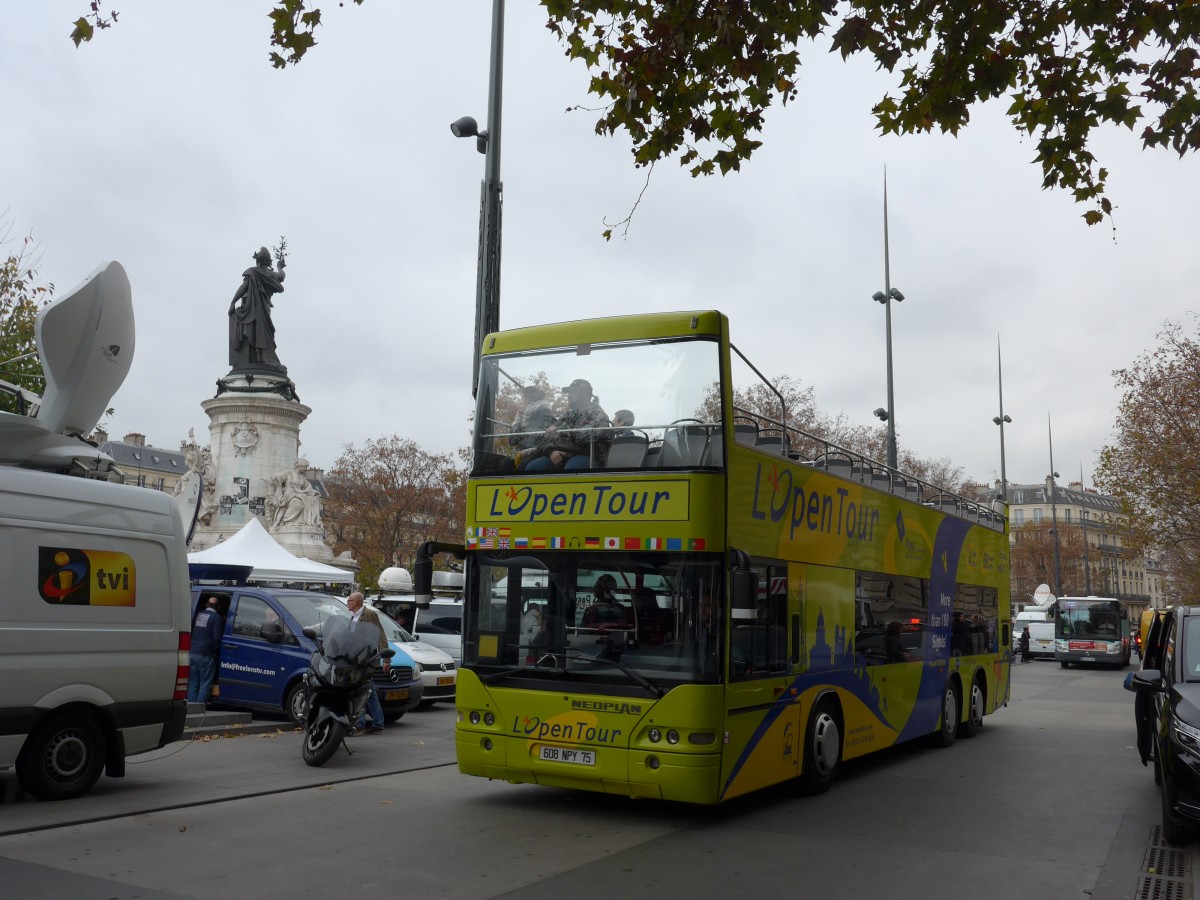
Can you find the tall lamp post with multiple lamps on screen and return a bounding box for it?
[451,0,505,398]
[872,173,903,469]
[1048,414,1063,596]
[1080,464,1093,593]
[992,336,1011,502]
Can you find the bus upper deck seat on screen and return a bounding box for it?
[755,430,788,455]
[661,425,708,467]
[734,421,758,446]
[606,434,649,468]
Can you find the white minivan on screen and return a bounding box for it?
[0,261,191,800]
[371,567,463,666]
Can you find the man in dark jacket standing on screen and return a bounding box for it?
[188,596,223,703]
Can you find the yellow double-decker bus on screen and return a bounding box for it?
[420,310,1010,804]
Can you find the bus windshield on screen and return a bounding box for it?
[467,552,724,685]
[1059,603,1123,640]
[472,335,722,475]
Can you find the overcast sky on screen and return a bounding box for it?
[6,3,1196,491]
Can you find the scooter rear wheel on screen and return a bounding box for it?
[301,718,347,767]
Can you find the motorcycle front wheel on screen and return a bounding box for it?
[301,717,347,767]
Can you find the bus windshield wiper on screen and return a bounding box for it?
[567,653,664,698]
[478,666,524,684]
[478,657,567,683]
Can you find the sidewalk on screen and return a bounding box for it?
[0,706,457,837]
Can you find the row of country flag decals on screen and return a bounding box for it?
[465,527,707,551]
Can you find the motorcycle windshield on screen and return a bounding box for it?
[322,618,381,667]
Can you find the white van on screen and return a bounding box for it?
[1013,603,1054,651]
[0,261,191,800]
[371,567,463,665]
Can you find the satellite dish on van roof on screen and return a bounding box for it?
[378,566,413,593]
[35,261,134,437]
[1032,584,1053,604]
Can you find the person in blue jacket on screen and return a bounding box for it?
[188,596,223,704]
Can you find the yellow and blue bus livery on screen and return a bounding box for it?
[440,310,1010,804]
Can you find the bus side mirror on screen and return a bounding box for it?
[732,568,757,620]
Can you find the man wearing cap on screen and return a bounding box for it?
[526,378,613,471]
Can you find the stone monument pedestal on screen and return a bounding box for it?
[188,373,338,566]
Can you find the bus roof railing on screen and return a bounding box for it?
[733,404,1007,532]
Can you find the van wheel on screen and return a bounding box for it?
[1060,661,1070,669]
[797,700,842,795]
[285,683,307,726]
[930,683,959,748]
[384,711,405,724]
[958,677,985,738]
[16,712,106,801]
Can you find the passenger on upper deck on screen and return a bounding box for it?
[524,379,613,471]
[612,409,636,438]
[510,385,556,470]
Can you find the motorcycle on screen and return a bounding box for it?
[299,617,393,767]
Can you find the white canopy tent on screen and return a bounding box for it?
[187,517,354,584]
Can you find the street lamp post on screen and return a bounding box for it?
[451,0,505,398]
[1048,413,1063,596]
[992,336,1011,501]
[872,171,903,469]
[1080,463,1092,593]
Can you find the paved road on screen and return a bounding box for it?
[0,663,1191,900]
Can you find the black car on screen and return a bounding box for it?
[1130,605,1200,844]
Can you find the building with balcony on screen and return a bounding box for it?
[976,477,1166,620]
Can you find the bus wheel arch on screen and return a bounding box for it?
[797,694,843,796]
[958,671,986,739]
[930,677,961,749]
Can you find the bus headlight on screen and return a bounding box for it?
[483,712,495,726]
[666,729,680,744]
[470,711,481,725]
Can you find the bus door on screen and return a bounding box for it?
[722,563,799,799]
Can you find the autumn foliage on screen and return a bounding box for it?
[324,435,467,590]
[1095,320,1200,600]
[72,1,1200,227]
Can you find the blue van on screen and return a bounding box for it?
[189,586,423,723]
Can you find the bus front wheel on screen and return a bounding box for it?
[797,700,842,796]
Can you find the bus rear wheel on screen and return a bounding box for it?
[958,677,985,739]
[797,700,842,795]
[930,683,959,748]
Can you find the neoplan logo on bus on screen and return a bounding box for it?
[38,547,137,606]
